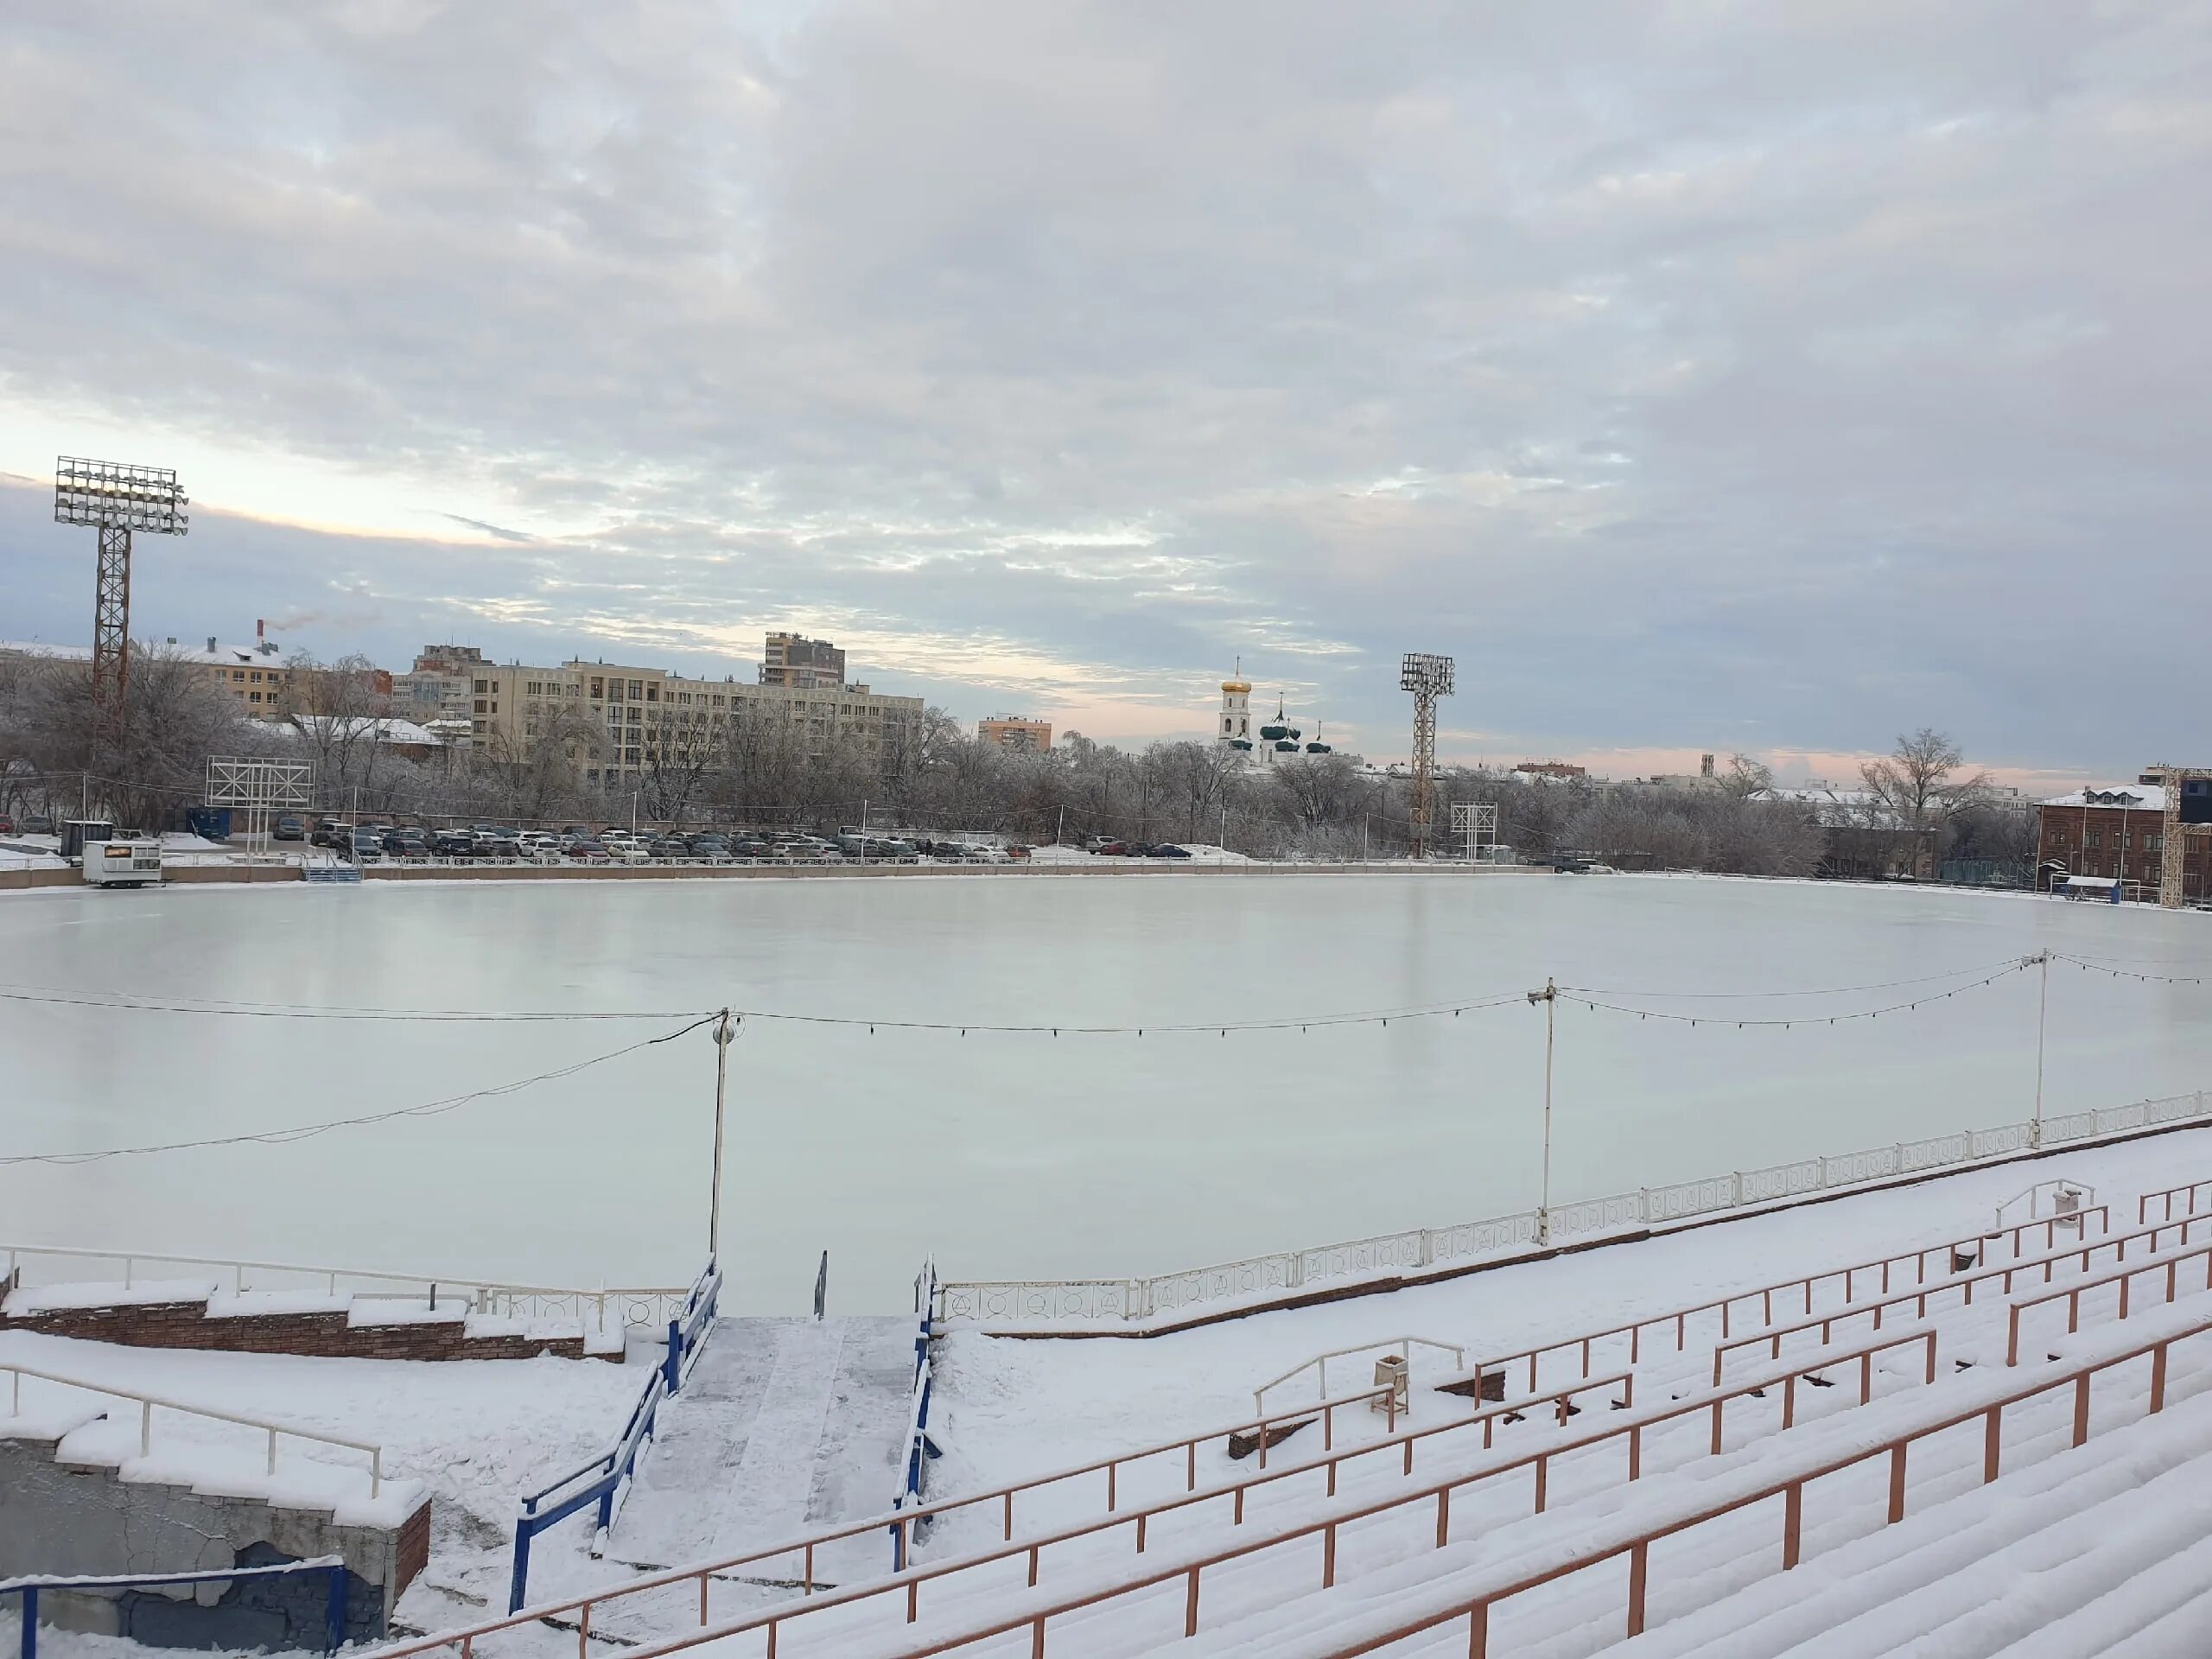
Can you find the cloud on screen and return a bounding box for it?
[0,0,2206,770]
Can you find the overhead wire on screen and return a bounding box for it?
[1556,955,2033,1001]
[0,1014,719,1167]
[0,983,719,1022]
[1556,959,2039,1027]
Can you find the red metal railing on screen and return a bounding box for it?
[1303,1314,2212,1659]
[604,1324,1941,1659]
[2139,1176,2212,1225]
[1467,1207,2107,1396]
[1713,1210,2199,1383]
[2008,1226,2212,1363]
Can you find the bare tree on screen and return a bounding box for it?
[1859,728,1992,876]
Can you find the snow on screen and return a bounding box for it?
[3,1279,219,1315]
[9,875,2212,1315]
[0,1328,648,1624]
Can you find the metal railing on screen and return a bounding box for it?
[608,1319,1955,1658]
[1282,1313,2212,1658]
[1254,1336,1465,1415]
[1712,1210,2209,1384]
[2007,1225,2212,1364]
[938,1087,2209,1326]
[507,1264,719,1611]
[2140,1175,2212,1225]
[2,1362,385,1495]
[1457,1206,2109,1401]
[890,1262,942,1570]
[370,1190,2187,1659]
[0,1242,691,1335]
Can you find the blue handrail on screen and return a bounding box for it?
[2,1557,350,1659]
[888,1257,943,1570]
[508,1261,720,1612]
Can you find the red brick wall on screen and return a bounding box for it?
[0,1297,594,1361]
[2035,802,2201,893]
[392,1496,433,1600]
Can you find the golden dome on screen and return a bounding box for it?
[1221,679,1251,694]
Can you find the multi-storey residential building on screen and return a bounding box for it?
[760,632,846,690]
[0,636,300,717]
[978,715,1052,752]
[392,645,488,728]
[438,651,924,790]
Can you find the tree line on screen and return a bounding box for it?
[0,646,2028,877]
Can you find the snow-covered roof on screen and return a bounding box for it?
[283,715,445,747]
[2,638,284,668]
[2039,785,2166,810]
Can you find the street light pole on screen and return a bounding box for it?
[709,1009,734,1261]
[2030,950,2050,1150]
[1529,977,1557,1244]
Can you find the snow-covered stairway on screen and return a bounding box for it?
[611,1316,914,1588]
[1610,1381,2212,1657]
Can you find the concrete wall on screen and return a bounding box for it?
[0,1433,428,1648]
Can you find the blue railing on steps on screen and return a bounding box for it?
[889,1258,944,1571]
[2,1557,350,1659]
[507,1261,720,1612]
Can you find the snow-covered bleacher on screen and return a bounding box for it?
[373,1175,2212,1659]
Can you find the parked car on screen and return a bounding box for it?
[313,820,353,848]
[346,830,385,861]
[1148,843,1192,859]
[687,836,731,861]
[387,830,432,861]
[0,815,14,835]
[476,831,523,861]
[1091,839,1128,856]
[606,839,651,863]
[565,839,610,863]
[431,830,476,859]
[646,836,690,859]
[601,827,637,844]
[273,814,306,842]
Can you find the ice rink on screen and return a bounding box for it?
[4,871,2210,1313]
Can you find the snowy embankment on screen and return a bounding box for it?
[932,1126,2212,1516]
[0,1330,648,1624]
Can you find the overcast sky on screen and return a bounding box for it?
[2,2,2206,784]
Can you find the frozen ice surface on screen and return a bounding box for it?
[6,874,2212,1313]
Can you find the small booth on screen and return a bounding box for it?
[2057,875,2122,904]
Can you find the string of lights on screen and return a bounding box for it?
[720,990,1533,1036]
[2050,953,2209,987]
[1556,955,2032,1001]
[1554,958,2037,1027]
[0,984,719,1022]
[0,1015,719,1167]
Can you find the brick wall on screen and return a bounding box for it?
[0,1296,594,1361]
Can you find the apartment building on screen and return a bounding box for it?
[978,715,1052,752]
[760,632,846,690]
[392,645,488,727]
[0,636,300,717]
[443,652,923,790]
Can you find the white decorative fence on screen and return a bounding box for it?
[936,1088,2209,1326]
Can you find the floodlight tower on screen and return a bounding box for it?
[1399,652,1455,859]
[54,456,190,747]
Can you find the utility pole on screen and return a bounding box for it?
[1528,978,1557,1243]
[2030,951,2050,1150]
[709,1009,734,1260]
[1055,804,1065,847]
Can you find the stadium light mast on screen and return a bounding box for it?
[54,456,190,749]
[1399,652,1455,859]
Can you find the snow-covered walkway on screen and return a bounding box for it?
[613,1316,914,1586]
